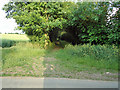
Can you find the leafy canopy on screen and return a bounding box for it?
[3,1,120,47]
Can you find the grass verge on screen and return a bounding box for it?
[1,42,119,81]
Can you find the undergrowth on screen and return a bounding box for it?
[55,44,118,71]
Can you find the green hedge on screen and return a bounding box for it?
[57,44,118,61]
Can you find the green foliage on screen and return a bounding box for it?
[55,44,118,70]
[107,1,120,45]
[67,2,108,44]
[1,39,16,48]
[2,2,120,46]
[3,2,74,47]
[65,2,119,45]
[64,44,118,61]
[39,34,51,49]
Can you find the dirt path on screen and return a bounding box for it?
[1,57,118,81]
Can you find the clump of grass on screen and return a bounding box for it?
[55,44,118,71]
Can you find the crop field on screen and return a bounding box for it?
[1,34,29,41]
[0,34,30,48]
[0,34,119,81]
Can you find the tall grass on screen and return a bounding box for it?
[55,44,118,71]
[2,42,45,69]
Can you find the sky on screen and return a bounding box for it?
[0,0,22,34]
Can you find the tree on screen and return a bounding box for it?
[66,1,119,45]
[106,1,120,45]
[3,2,76,47]
[3,1,119,47]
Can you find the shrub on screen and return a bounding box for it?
[55,44,118,70]
[1,39,16,48]
[59,44,118,61]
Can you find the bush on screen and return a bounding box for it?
[55,44,118,70]
[58,44,118,61]
[1,39,16,48]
